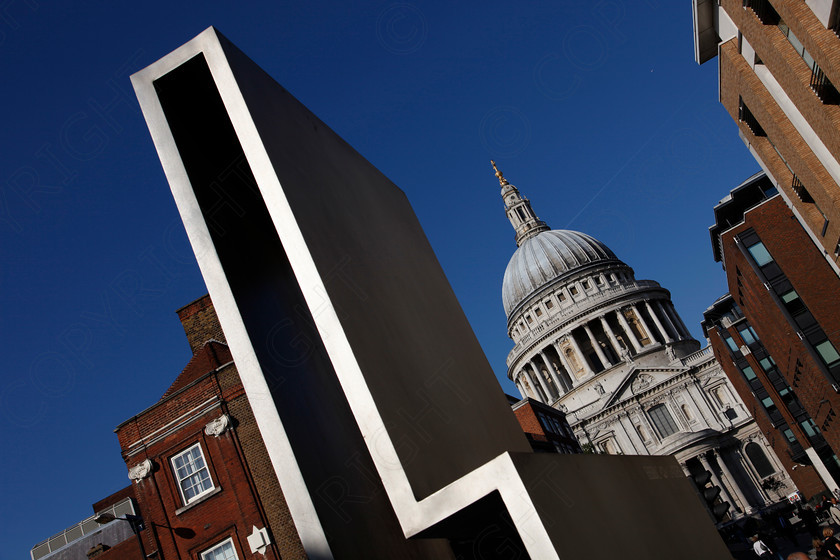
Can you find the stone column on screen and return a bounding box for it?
[714,449,751,513]
[630,303,655,345]
[657,300,681,341]
[617,413,644,455]
[566,333,594,376]
[539,351,567,393]
[644,300,673,343]
[532,357,558,399]
[671,302,693,339]
[599,315,624,358]
[514,377,526,400]
[521,370,541,403]
[529,363,554,403]
[699,453,740,513]
[616,308,643,351]
[552,341,577,386]
[583,322,612,368]
[515,372,531,400]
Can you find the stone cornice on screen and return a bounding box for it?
[507,287,671,373]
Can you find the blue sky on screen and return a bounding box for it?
[1,2,761,557]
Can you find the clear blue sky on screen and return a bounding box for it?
[1,2,760,557]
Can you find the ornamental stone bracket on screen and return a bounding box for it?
[205,414,232,437]
[128,459,153,482]
[247,525,271,555]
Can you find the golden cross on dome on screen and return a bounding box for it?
[490,160,509,186]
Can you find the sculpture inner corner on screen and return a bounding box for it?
[131,27,731,559]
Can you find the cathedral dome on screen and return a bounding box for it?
[502,229,619,316]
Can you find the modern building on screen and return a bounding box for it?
[692,0,840,276]
[30,488,143,560]
[703,171,840,499]
[495,162,793,517]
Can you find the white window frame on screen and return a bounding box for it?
[171,442,215,505]
[201,537,239,560]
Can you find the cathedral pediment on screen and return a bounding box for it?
[602,366,688,409]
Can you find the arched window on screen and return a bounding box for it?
[745,442,775,478]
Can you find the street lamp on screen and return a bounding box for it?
[94,512,147,559]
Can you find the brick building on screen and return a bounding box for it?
[703,171,840,499]
[693,0,840,275]
[507,395,583,454]
[32,295,308,560]
[111,295,307,560]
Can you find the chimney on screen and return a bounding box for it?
[176,295,226,353]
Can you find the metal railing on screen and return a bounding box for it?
[30,497,136,560]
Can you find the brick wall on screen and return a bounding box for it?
[717,0,840,266]
[719,195,840,493]
[116,295,306,560]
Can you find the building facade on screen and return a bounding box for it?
[495,162,793,517]
[693,0,840,275]
[508,395,583,454]
[110,295,307,560]
[704,171,840,498]
[32,296,311,560]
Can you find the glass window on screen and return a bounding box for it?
[201,538,239,560]
[801,419,820,438]
[171,443,214,505]
[746,241,774,267]
[569,286,578,295]
[742,366,757,381]
[582,280,590,290]
[783,429,797,443]
[781,290,799,304]
[648,404,679,438]
[739,325,760,346]
[759,356,776,372]
[545,300,554,309]
[816,340,840,366]
[724,335,739,353]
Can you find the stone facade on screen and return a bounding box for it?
[496,163,793,517]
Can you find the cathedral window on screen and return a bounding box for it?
[582,280,590,290]
[545,299,554,309]
[526,315,533,324]
[558,292,566,302]
[648,404,679,438]
[569,286,578,296]
[535,308,543,317]
[596,276,604,286]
